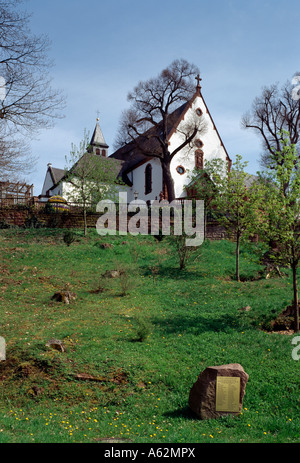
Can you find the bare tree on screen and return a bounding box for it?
[0,0,65,180]
[0,0,64,132]
[115,59,207,202]
[0,132,35,181]
[242,77,300,175]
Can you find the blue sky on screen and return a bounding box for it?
[24,0,300,195]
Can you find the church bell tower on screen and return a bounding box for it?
[88,117,109,157]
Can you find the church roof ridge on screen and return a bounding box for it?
[48,165,65,185]
[48,153,125,191]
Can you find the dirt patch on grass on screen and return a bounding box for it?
[73,368,129,385]
[266,329,294,335]
[0,356,55,382]
[261,304,299,334]
[0,265,10,276]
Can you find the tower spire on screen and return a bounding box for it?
[88,115,109,157]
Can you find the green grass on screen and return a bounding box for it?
[0,228,299,443]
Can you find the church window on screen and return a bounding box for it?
[176,165,185,175]
[102,149,106,157]
[96,148,100,155]
[196,108,203,117]
[145,163,152,195]
[195,150,203,169]
[195,139,204,148]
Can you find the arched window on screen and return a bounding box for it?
[96,148,100,155]
[102,149,106,157]
[195,150,203,169]
[145,163,152,195]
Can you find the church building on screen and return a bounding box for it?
[40,117,116,201]
[40,79,231,203]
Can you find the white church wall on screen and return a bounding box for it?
[61,181,76,201]
[61,179,131,207]
[130,158,162,202]
[169,94,228,198]
[114,183,132,203]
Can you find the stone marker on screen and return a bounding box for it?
[189,363,249,420]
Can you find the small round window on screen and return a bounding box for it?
[196,108,203,117]
[195,139,204,148]
[176,165,185,175]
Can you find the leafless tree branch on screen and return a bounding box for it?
[242,78,300,167]
[0,0,65,180]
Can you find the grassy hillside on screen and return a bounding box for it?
[0,228,299,443]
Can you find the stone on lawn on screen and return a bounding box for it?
[100,243,114,249]
[46,339,65,352]
[51,291,77,304]
[103,270,120,278]
[239,305,251,312]
[189,363,249,420]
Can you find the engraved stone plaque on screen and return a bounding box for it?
[215,376,240,412]
[0,337,6,361]
[189,364,249,420]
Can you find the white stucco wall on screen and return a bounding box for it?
[129,157,162,202]
[125,94,229,201]
[62,180,121,203]
[169,94,228,198]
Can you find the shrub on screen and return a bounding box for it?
[44,202,54,213]
[63,230,76,246]
[167,233,200,270]
[90,275,109,294]
[115,262,137,296]
[132,314,152,342]
[24,214,43,229]
[0,219,11,229]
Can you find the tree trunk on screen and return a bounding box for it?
[83,206,87,237]
[161,160,175,202]
[236,232,240,282]
[292,260,299,333]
